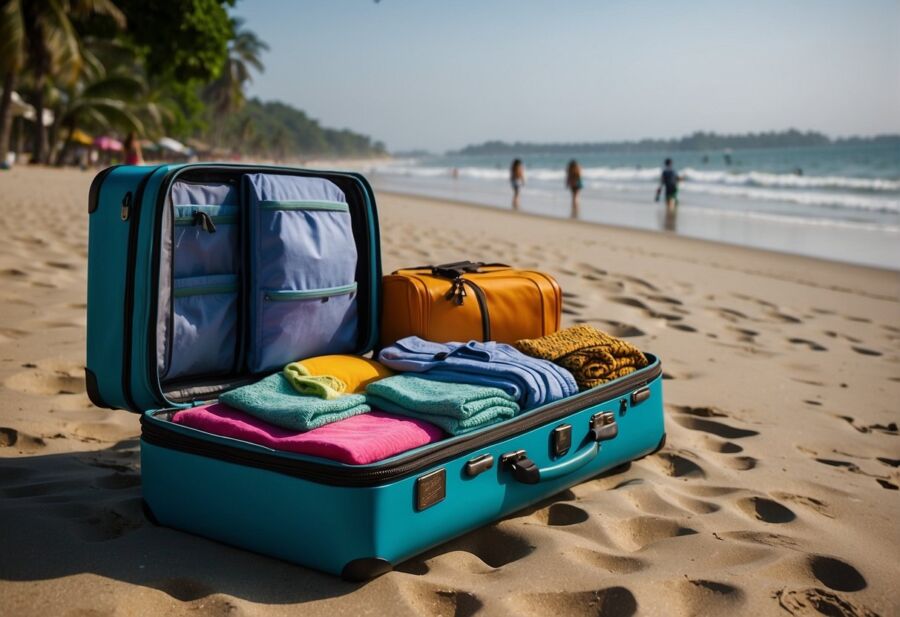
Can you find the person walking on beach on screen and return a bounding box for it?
[566,159,583,219]
[656,158,680,210]
[510,158,525,210]
[123,131,143,165]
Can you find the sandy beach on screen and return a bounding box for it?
[0,166,897,616]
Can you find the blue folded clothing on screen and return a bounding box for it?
[365,375,519,435]
[219,373,370,431]
[377,336,578,410]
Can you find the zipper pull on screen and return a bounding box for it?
[192,211,217,233]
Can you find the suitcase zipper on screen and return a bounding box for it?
[461,278,491,341]
[140,361,661,487]
[263,283,358,302]
[121,166,164,411]
[443,276,491,341]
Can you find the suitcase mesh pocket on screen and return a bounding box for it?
[254,284,359,372]
[164,274,239,380]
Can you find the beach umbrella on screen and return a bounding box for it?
[70,129,93,146]
[158,137,189,154]
[9,92,32,117]
[94,136,123,151]
[12,92,55,127]
[186,138,211,152]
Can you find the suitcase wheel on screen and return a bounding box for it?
[341,557,392,582]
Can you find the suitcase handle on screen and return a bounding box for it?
[501,412,617,484]
[500,438,602,485]
[400,261,511,278]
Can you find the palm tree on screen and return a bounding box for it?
[49,42,172,165]
[0,0,26,161]
[203,18,267,145]
[0,0,125,164]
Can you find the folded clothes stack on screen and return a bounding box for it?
[366,374,519,435]
[172,403,444,465]
[377,336,578,409]
[514,325,648,389]
[219,373,371,431]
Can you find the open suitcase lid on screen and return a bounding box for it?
[86,163,382,413]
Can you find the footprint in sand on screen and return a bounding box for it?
[610,296,650,311]
[787,338,827,351]
[644,294,683,306]
[528,502,590,526]
[397,582,483,617]
[671,415,760,440]
[775,587,879,617]
[508,586,637,617]
[736,496,797,523]
[0,427,47,452]
[607,516,698,552]
[4,362,86,397]
[574,318,645,338]
[728,326,760,344]
[668,323,698,333]
[650,451,707,479]
[771,492,834,518]
[770,310,803,324]
[668,579,746,616]
[565,548,646,574]
[834,415,898,435]
[851,346,882,357]
[711,307,751,323]
[805,555,867,592]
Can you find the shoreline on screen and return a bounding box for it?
[370,173,900,271]
[380,187,898,273]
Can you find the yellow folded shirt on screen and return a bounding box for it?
[288,354,394,394]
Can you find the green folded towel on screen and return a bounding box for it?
[219,374,369,431]
[365,375,519,435]
[283,362,347,399]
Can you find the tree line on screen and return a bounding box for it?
[454,130,900,156]
[0,0,385,165]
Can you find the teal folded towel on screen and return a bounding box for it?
[219,374,370,431]
[365,375,519,435]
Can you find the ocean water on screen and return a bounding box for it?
[368,143,900,270]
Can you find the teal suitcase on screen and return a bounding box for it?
[85,163,666,580]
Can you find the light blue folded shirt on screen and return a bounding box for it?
[377,336,578,410]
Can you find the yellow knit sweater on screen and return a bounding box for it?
[514,325,648,389]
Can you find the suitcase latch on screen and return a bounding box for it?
[465,453,494,477]
[120,191,132,221]
[589,412,618,442]
[631,386,651,406]
[551,424,572,458]
[500,450,540,484]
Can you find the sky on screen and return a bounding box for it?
[234,0,900,153]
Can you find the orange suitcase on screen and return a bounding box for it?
[380,261,561,347]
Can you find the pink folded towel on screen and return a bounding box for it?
[172,403,445,465]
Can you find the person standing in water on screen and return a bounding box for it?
[656,158,680,210]
[565,159,583,219]
[510,158,525,210]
